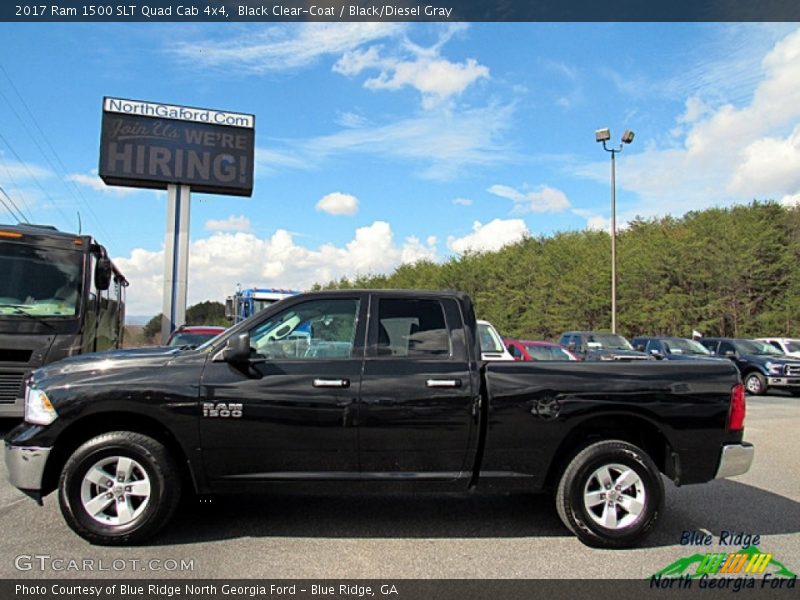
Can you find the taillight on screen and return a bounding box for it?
[728,383,746,431]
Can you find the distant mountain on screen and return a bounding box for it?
[125,315,154,326]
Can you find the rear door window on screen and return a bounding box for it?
[373,298,451,358]
[700,340,718,354]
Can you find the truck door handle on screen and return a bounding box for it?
[426,379,461,388]
[313,378,350,388]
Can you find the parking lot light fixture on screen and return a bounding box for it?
[596,128,635,334]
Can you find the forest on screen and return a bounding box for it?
[315,202,800,341]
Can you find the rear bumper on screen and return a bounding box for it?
[5,443,51,494]
[715,443,754,479]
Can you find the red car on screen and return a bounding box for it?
[503,338,580,361]
[167,325,226,348]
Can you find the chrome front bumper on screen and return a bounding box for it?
[715,443,755,479]
[5,444,51,491]
[767,377,800,387]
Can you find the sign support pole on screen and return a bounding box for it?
[161,184,191,344]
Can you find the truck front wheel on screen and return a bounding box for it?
[58,431,181,545]
[743,373,767,396]
[555,440,664,548]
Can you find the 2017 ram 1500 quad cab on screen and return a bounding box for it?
[5,290,753,548]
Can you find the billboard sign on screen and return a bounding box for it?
[99,97,255,196]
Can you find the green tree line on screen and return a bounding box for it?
[315,202,800,340]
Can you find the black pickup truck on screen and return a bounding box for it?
[5,290,753,548]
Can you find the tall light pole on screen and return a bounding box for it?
[595,128,634,334]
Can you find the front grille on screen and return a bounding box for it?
[614,355,650,361]
[786,364,800,377]
[0,371,25,404]
[0,349,33,362]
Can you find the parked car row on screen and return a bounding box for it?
[484,323,800,397]
[505,339,579,361]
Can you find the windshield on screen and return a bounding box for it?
[786,341,800,353]
[168,332,222,348]
[663,338,711,355]
[525,344,574,360]
[734,340,784,356]
[0,241,83,318]
[586,333,633,350]
[478,323,505,353]
[253,298,283,313]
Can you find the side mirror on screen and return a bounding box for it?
[567,342,577,351]
[649,349,664,359]
[219,332,251,363]
[723,350,736,358]
[94,257,113,291]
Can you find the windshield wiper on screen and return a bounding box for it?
[0,304,56,330]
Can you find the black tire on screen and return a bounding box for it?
[744,372,767,396]
[555,440,664,548]
[58,431,181,545]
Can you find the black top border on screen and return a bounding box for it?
[4,0,800,22]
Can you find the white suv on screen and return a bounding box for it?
[756,338,800,359]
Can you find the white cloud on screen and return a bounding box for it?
[255,102,515,181]
[170,23,405,73]
[65,172,137,196]
[781,193,800,207]
[728,123,800,197]
[316,192,359,215]
[447,218,529,254]
[114,221,439,315]
[586,215,611,232]
[452,197,472,206]
[333,29,489,108]
[570,208,611,232]
[333,46,383,76]
[364,56,489,109]
[205,215,252,232]
[168,25,505,181]
[336,111,369,128]
[488,183,571,213]
[254,147,313,175]
[678,96,711,125]
[0,158,50,184]
[576,26,800,219]
[400,235,437,263]
[301,103,515,180]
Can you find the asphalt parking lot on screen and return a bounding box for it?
[0,394,797,580]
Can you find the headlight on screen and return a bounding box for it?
[765,362,783,376]
[25,385,58,425]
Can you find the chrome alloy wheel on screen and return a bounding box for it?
[583,463,646,529]
[745,375,764,395]
[80,456,151,526]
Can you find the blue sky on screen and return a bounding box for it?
[1,22,799,316]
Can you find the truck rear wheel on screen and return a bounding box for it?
[555,440,663,548]
[58,431,181,545]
